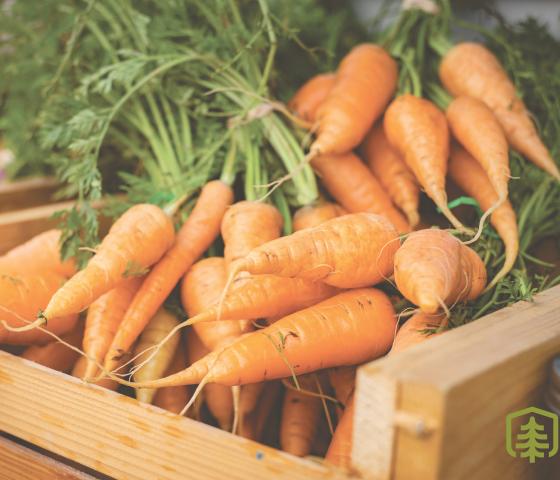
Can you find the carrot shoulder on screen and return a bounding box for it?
[289,73,336,123]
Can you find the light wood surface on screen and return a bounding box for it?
[353,285,560,480]
[0,435,96,480]
[0,177,59,213]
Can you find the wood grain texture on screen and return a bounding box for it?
[0,177,59,213]
[0,353,345,480]
[353,285,560,480]
[0,435,95,480]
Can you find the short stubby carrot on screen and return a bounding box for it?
[82,277,143,380]
[449,145,519,288]
[127,288,396,388]
[221,201,283,270]
[439,42,560,180]
[0,272,78,345]
[362,123,420,228]
[289,73,336,123]
[390,313,443,354]
[229,213,400,289]
[384,94,467,232]
[312,44,398,155]
[312,152,410,233]
[42,204,175,322]
[292,201,346,231]
[394,229,487,314]
[0,229,76,278]
[105,180,232,372]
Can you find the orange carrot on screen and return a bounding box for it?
[312,152,410,233]
[41,204,174,323]
[105,181,232,372]
[21,322,83,372]
[394,229,487,314]
[221,201,283,271]
[362,123,420,227]
[391,313,443,354]
[133,308,180,404]
[72,356,120,391]
[153,344,191,414]
[439,42,560,180]
[82,277,143,380]
[325,395,354,469]
[292,201,346,231]
[237,383,266,439]
[280,375,322,457]
[128,288,396,388]
[312,44,398,155]
[449,145,518,287]
[289,73,336,123]
[328,366,356,418]
[0,272,78,345]
[384,94,467,231]
[229,213,400,289]
[0,229,76,278]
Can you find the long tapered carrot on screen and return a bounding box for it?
[311,44,398,155]
[280,374,322,457]
[104,181,233,372]
[312,152,410,233]
[21,322,83,372]
[153,344,191,414]
[439,42,560,180]
[384,94,467,232]
[82,277,143,380]
[390,312,443,354]
[0,272,78,345]
[221,201,283,271]
[362,123,420,228]
[325,395,354,468]
[449,145,519,288]
[72,356,120,391]
[394,229,487,314]
[127,288,396,389]
[0,229,76,278]
[292,201,346,232]
[41,204,174,325]
[289,73,336,123]
[228,213,400,289]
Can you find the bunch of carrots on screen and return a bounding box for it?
[1,0,559,473]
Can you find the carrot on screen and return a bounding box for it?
[105,181,232,372]
[289,73,336,123]
[391,313,443,354]
[133,309,180,404]
[21,322,83,373]
[128,288,396,389]
[153,344,192,414]
[311,44,398,155]
[228,213,400,289]
[394,229,487,314]
[72,356,120,391]
[221,201,283,271]
[237,383,266,439]
[449,145,519,288]
[239,381,283,441]
[439,42,560,180]
[280,375,322,457]
[328,366,356,418]
[82,277,143,380]
[384,94,467,232]
[312,153,410,233]
[362,124,420,228]
[325,395,354,469]
[292,201,346,231]
[0,272,78,345]
[0,229,76,278]
[40,204,174,325]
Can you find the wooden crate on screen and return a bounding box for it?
[1,200,559,479]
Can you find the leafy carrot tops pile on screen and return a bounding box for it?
[1,0,559,471]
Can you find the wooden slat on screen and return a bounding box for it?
[0,435,96,480]
[353,285,560,480]
[0,353,345,480]
[0,177,59,212]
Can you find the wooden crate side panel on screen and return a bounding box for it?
[0,177,59,213]
[0,352,346,480]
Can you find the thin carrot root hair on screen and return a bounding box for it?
[232,385,240,434]
[180,375,210,416]
[1,315,46,333]
[281,378,340,405]
[376,235,406,287]
[463,195,506,246]
[314,374,335,436]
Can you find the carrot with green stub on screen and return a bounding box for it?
[449,145,519,288]
[104,181,233,373]
[289,73,336,124]
[362,123,420,228]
